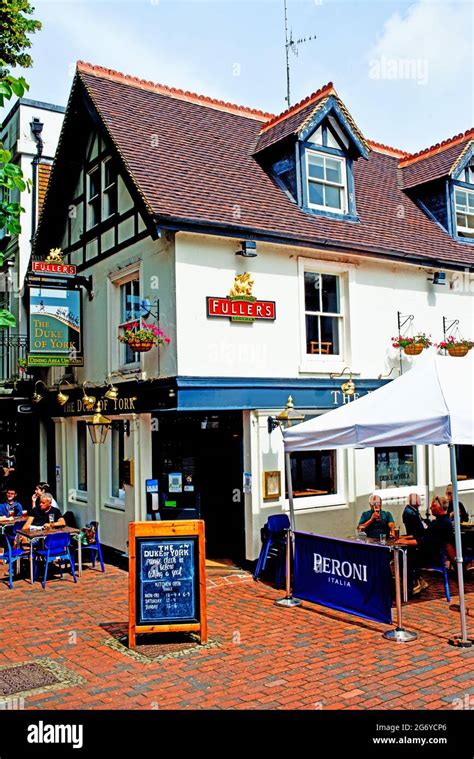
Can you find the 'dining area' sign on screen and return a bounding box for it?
[128,521,207,648]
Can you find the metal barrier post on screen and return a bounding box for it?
[383,545,417,642]
[275,530,302,608]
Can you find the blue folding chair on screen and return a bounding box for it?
[33,533,77,589]
[79,521,105,572]
[254,514,290,586]
[1,526,30,589]
[420,547,451,602]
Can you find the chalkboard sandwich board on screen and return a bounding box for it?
[128,520,207,648]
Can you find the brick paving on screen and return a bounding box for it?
[1,562,473,710]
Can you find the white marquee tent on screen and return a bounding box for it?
[283,353,474,645]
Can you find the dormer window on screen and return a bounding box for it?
[455,188,474,239]
[459,160,474,185]
[299,113,365,221]
[306,151,347,214]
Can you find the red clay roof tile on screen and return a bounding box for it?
[71,63,474,268]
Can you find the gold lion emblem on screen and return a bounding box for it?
[229,272,254,298]
[45,247,64,263]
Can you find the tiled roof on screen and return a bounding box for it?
[400,130,474,189]
[252,84,370,157]
[69,63,474,267]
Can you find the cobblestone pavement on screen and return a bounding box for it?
[1,562,473,710]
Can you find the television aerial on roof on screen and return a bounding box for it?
[284,0,317,107]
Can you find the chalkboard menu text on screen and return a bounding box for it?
[128,521,207,648]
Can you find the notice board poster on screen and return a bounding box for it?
[137,537,198,625]
[128,520,207,648]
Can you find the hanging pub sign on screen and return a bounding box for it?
[27,284,83,367]
[128,520,207,648]
[207,273,276,323]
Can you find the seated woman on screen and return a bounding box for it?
[397,496,456,594]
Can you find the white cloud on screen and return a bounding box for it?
[368,0,473,88]
[33,0,226,100]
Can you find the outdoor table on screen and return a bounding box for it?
[0,515,28,534]
[17,526,82,585]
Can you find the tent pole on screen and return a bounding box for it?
[285,452,296,532]
[448,444,472,647]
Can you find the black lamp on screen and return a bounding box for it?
[235,241,257,258]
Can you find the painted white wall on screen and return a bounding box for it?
[175,232,474,381]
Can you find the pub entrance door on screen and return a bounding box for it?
[152,412,245,563]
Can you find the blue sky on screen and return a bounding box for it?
[9,0,474,152]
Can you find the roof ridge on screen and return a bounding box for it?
[400,128,474,167]
[259,82,335,133]
[368,140,409,158]
[76,61,273,121]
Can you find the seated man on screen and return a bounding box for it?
[401,493,430,595]
[24,493,65,529]
[0,488,24,518]
[402,493,429,540]
[445,485,469,523]
[357,495,395,540]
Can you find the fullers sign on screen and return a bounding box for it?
[32,261,76,276]
[207,273,276,323]
[293,532,392,625]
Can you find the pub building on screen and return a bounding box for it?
[31,62,474,562]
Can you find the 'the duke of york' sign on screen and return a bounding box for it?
[207,273,276,323]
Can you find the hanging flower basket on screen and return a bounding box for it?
[404,343,425,356]
[118,324,171,352]
[392,334,432,355]
[436,337,472,358]
[127,338,154,352]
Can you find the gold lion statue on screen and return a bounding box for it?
[229,272,254,298]
[46,247,64,263]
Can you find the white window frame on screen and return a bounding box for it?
[298,257,355,374]
[372,445,427,506]
[108,419,126,510]
[107,263,142,374]
[455,186,474,238]
[284,448,347,512]
[87,167,100,229]
[306,149,348,215]
[76,420,89,499]
[102,157,117,220]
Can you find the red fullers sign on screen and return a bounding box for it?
[32,261,76,276]
[207,296,276,323]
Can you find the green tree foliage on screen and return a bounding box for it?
[0,1,40,239]
[0,2,40,327]
[0,0,41,71]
